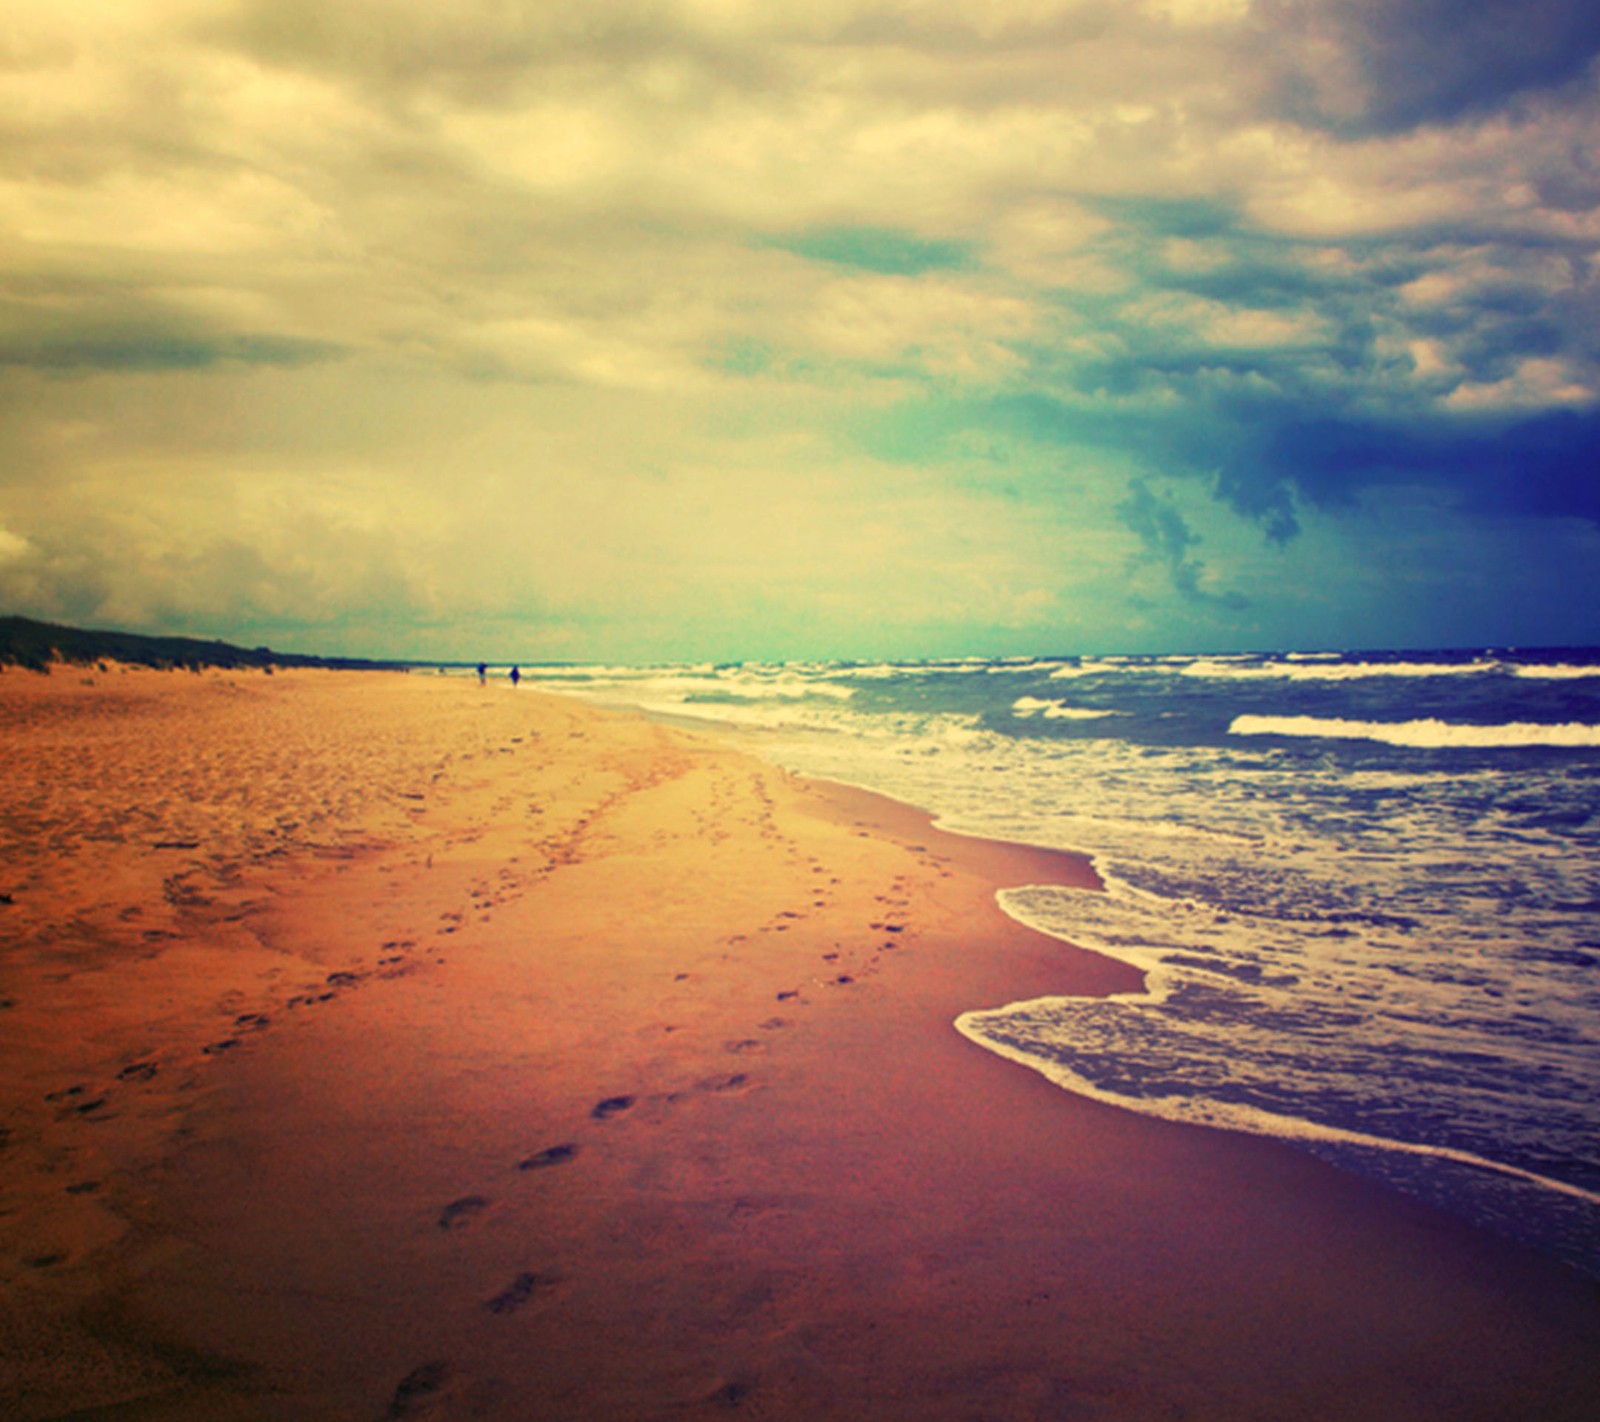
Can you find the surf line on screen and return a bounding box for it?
[956,889,1600,1213]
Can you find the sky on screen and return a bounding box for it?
[2,0,1598,662]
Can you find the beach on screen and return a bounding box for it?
[3,668,1598,1421]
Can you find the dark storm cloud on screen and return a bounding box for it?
[1116,478,1249,608]
[987,134,1600,540]
[1005,384,1600,548]
[1260,407,1600,523]
[1257,0,1600,136]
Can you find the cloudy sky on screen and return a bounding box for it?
[2,0,1598,661]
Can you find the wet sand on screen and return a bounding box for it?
[2,666,1597,1420]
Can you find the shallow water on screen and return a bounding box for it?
[522,649,1600,1276]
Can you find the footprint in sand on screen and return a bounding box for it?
[705,1378,760,1408]
[724,1039,765,1056]
[698,1073,756,1096]
[384,1361,453,1418]
[437,1196,491,1230]
[286,990,339,1008]
[517,1143,578,1172]
[484,1271,558,1315]
[591,1095,636,1120]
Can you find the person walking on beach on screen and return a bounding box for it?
[509,666,521,688]
[476,662,487,685]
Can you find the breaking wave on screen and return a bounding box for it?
[1229,715,1600,749]
[1184,658,1499,682]
[1012,697,1121,721]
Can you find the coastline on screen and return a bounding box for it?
[2,667,1597,1420]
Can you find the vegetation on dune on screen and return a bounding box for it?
[0,615,406,673]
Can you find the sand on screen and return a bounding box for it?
[2,666,1597,1421]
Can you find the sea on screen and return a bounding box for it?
[513,648,1600,1278]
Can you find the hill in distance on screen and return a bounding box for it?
[0,615,410,673]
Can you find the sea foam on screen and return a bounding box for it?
[1185,658,1499,682]
[1012,697,1120,720]
[1229,714,1600,749]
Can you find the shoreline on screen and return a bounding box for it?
[669,701,1600,1277]
[3,667,1598,1419]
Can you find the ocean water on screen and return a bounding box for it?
[520,650,1600,1277]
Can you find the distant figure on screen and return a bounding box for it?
[509,666,521,688]
[476,662,487,685]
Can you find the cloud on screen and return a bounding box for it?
[1260,407,1600,523]
[0,524,34,564]
[1255,0,1600,136]
[1116,478,1249,607]
[0,0,1595,656]
[0,328,341,374]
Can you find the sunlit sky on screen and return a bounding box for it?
[2,1,1598,661]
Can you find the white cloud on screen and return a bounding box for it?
[0,525,34,564]
[1443,357,1595,412]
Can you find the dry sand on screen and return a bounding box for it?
[2,666,1597,1421]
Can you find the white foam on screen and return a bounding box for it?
[708,674,855,702]
[830,660,990,679]
[1230,714,1600,749]
[526,665,855,704]
[985,659,1076,676]
[967,877,1600,1212]
[1513,663,1600,680]
[1012,696,1120,721]
[953,1007,1600,1209]
[1185,659,1500,682]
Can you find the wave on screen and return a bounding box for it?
[1012,696,1121,721]
[968,888,1600,1220]
[1230,714,1600,749]
[529,667,854,703]
[1184,658,1499,682]
[830,660,991,679]
[1513,664,1600,680]
[985,659,1077,676]
[686,677,855,703]
[954,1006,1600,1210]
